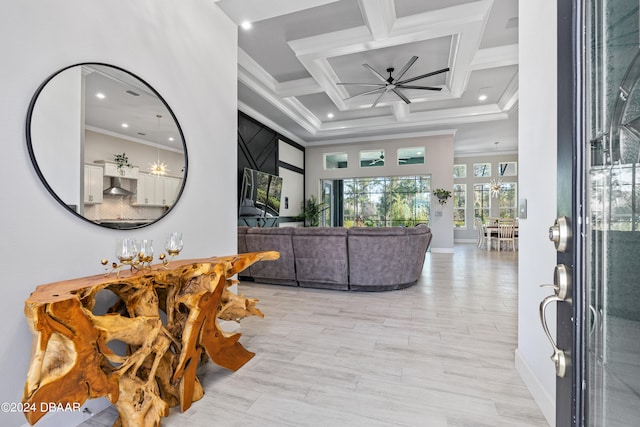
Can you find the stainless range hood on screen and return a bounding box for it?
[103,176,134,196]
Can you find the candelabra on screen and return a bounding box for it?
[101,234,183,276]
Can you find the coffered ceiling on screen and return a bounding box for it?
[215,0,519,155]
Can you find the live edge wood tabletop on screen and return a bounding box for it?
[22,251,279,427]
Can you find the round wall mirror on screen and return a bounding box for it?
[26,63,187,229]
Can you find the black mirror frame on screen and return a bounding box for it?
[25,62,188,230]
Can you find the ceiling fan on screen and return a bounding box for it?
[337,56,449,108]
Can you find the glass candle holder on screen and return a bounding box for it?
[165,232,183,257]
[138,239,154,265]
[116,238,138,264]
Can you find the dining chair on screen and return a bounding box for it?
[497,223,516,251]
[475,218,488,249]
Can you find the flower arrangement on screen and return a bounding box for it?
[433,188,452,205]
[114,153,132,172]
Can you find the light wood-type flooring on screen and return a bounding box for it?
[81,243,548,426]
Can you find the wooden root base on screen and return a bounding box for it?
[22,251,279,426]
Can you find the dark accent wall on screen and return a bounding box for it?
[238,111,278,179]
[237,111,305,224]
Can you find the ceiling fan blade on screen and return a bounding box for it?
[397,67,450,85]
[397,84,442,91]
[394,56,418,81]
[370,89,387,108]
[363,64,389,83]
[344,87,385,100]
[337,82,386,87]
[392,88,411,104]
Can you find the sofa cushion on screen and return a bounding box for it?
[347,226,429,291]
[237,226,251,277]
[237,226,250,253]
[292,227,348,290]
[245,227,297,286]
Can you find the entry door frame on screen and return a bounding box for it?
[556,0,587,425]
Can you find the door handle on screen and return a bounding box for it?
[540,265,571,298]
[539,263,572,378]
[549,216,571,252]
[540,294,569,377]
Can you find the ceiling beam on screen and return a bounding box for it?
[392,102,410,122]
[357,0,395,40]
[471,44,519,70]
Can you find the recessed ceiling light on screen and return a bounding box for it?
[241,21,252,30]
[168,137,175,142]
[96,93,105,99]
[121,123,129,128]
[478,94,488,101]
[327,113,334,119]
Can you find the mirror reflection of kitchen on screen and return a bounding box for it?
[28,63,186,229]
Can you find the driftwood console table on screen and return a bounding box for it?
[22,251,278,426]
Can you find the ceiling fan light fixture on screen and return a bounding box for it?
[337,56,449,108]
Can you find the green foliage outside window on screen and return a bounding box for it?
[453,184,466,227]
[338,175,431,227]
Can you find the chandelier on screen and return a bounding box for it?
[490,141,502,198]
[149,114,169,176]
[490,178,502,198]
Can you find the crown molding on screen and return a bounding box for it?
[237,101,306,146]
[305,128,458,147]
[498,72,519,112]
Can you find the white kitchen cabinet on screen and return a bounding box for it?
[84,164,104,204]
[162,176,181,206]
[135,173,160,206]
[98,161,139,179]
[135,173,180,206]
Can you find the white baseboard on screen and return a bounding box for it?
[515,349,555,427]
[430,248,455,253]
[19,398,112,427]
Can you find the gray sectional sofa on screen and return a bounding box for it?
[237,225,432,291]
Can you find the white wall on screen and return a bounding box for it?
[278,140,305,218]
[516,0,558,425]
[0,1,236,426]
[305,135,454,251]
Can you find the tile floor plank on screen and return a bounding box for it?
[80,244,548,426]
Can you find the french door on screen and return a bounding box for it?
[554,0,640,425]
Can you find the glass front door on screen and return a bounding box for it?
[586,0,640,424]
